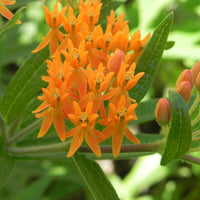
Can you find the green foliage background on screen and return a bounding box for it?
[0,0,200,199]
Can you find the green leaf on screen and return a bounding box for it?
[164,41,175,50]
[99,0,126,29]
[160,90,192,166]
[0,7,25,35]
[73,154,120,200]
[0,153,15,187]
[134,98,158,124]
[0,48,49,124]
[13,175,53,200]
[130,12,174,102]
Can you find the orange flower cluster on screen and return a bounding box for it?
[32,0,150,158]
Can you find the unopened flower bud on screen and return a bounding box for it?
[191,61,200,83]
[176,69,193,88]
[108,50,125,73]
[155,98,171,126]
[195,72,200,93]
[175,81,192,103]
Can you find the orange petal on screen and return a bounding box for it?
[85,130,101,157]
[63,97,74,118]
[73,101,82,115]
[68,114,79,125]
[85,101,93,115]
[102,88,117,101]
[112,126,123,157]
[32,30,51,53]
[67,129,83,157]
[88,113,99,127]
[125,72,144,90]
[99,100,106,121]
[35,110,48,118]
[66,72,76,89]
[0,3,21,24]
[77,73,87,98]
[66,127,79,138]
[117,62,126,87]
[102,125,113,139]
[2,1,16,5]
[127,103,138,115]
[37,109,53,138]
[49,30,59,55]
[32,102,49,113]
[54,111,66,142]
[79,92,93,110]
[125,127,140,144]
[118,96,125,110]
[108,103,116,121]
[99,72,114,92]
[93,129,105,138]
[43,5,52,27]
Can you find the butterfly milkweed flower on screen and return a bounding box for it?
[33,0,150,158]
[66,101,103,157]
[99,96,140,157]
[0,0,21,24]
[32,3,67,55]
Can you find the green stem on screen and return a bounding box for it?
[9,152,67,160]
[183,154,200,165]
[189,93,200,115]
[7,118,43,145]
[0,113,8,141]
[162,125,169,137]
[79,142,161,154]
[7,142,161,157]
[7,141,71,155]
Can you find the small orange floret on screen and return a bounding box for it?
[78,0,102,29]
[66,101,103,157]
[99,96,139,157]
[33,82,69,142]
[32,3,67,55]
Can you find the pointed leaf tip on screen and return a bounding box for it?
[130,12,174,102]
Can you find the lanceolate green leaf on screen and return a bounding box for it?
[0,7,25,35]
[73,154,120,200]
[130,12,174,102]
[0,48,49,124]
[134,98,158,124]
[161,90,192,166]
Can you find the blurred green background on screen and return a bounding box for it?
[0,0,200,199]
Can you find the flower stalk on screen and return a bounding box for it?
[183,154,200,165]
[7,118,43,145]
[6,141,162,158]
